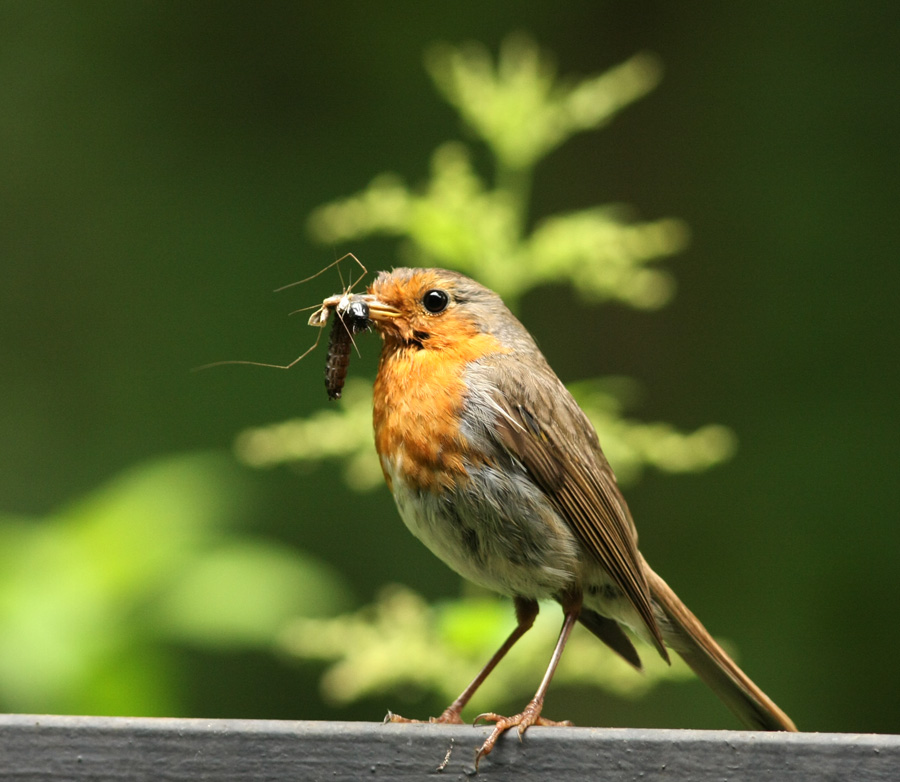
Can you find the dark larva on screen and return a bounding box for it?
[325,299,370,400]
[325,317,351,401]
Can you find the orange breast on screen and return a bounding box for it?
[373,334,509,493]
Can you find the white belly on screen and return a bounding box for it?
[381,455,582,600]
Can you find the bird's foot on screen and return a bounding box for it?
[473,702,572,766]
[384,707,465,725]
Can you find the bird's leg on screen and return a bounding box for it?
[474,594,581,766]
[387,597,539,725]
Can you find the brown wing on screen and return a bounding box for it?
[488,370,669,661]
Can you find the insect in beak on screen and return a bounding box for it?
[323,296,372,400]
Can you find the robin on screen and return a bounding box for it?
[339,266,796,765]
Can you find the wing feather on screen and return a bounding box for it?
[484,360,668,661]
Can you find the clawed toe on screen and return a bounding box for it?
[384,710,417,724]
[432,707,466,725]
[384,708,465,725]
[473,706,572,767]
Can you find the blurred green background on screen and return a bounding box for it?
[2,1,898,734]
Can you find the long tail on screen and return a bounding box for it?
[643,561,797,732]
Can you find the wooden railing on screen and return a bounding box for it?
[1,714,897,780]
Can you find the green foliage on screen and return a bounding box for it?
[0,453,349,715]
[235,36,736,711]
[280,585,691,710]
[237,379,382,490]
[236,378,735,492]
[308,36,687,307]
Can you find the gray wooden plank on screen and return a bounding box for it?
[0,715,896,781]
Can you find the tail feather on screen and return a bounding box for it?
[579,608,643,670]
[644,562,797,732]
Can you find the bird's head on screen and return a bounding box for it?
[360,267,534,354]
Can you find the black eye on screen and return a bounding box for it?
[422,289,450,314]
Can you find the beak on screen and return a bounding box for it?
[359,294,401,324]
[308,292,402,328]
